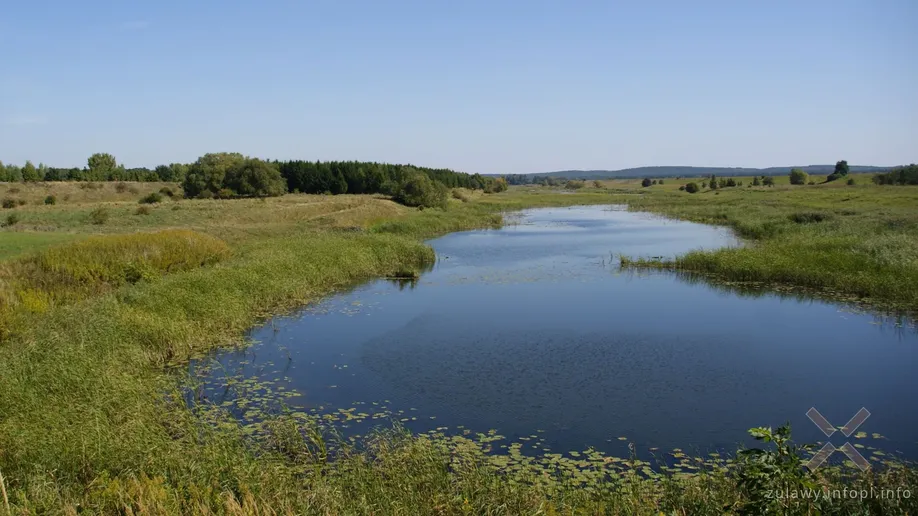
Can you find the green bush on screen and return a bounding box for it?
[685,182,699,193]
[88,206,110,225]
[641,178,652,187]
[44,195,57,205]
[5,213,20,226]
[115,182,129,193]
[847,178,856,185]
[2,198,15,209]
[564,180,585,190]
[139,192,163,204]
[392,173,448,209]
[159,187,175,197]
[789,168,808,185]
[135,205,152,216]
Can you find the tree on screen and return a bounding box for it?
[685,182,699,193]
[789,168,808,185]
[224,158,287,197]
[182,153,245,198]
[827,160,849,182]
[752,176,761,186]
[0,160,7,182]
[87,153,119,179]
[641,178,652,187]
[763,176,775,187]
[21,161,41,182]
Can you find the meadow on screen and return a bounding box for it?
[0,178,916,514]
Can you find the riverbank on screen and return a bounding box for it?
[0,181,916,513]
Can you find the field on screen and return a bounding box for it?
[0,179,916,514]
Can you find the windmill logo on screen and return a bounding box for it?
[805,407,871,471]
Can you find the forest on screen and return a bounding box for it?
[0,153,508,207]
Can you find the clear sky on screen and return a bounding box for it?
[1,1,915,174]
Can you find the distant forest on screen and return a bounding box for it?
[0,154,508,205]
[503,164,894,184]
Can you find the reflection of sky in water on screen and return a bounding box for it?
[195,205,918,460]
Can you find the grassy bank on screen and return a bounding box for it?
[0,182,916,513]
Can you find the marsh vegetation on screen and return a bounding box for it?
[0,176,916,513]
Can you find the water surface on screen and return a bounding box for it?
[194,206,917,461]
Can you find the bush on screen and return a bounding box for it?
[807,181,815,185]
[2,198,15,209]
[451,189,471,202]
[135,205,151,216]
[392,173,448,209]
[115,182,128,193]
[789,168,808,185]
[88,207,110,225]
[592,180,603,189]
[224,158,287,197]
[847,178,856,185]
[564,180,585,190]
[139,192,163,204]
[678,185,685,191]
[216,188,235,199]
[641,178,652,187]
[658,179,664,185]
[44,195,57,205]
[5,213,20,226]
[685,182,699,193]
[159,187,175,197]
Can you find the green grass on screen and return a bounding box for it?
[0,232,83,261]
[0,182,916,513]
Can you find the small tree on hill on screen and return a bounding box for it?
[685,182,699,193]
[827,160,849,182]
[763,176,775,187]
[641,178,652,187]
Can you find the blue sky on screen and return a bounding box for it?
[1,1,915,174]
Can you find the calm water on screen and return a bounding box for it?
[193,206,918,460]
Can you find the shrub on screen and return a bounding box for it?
[592,180,603,189]
[564,180,585,190]
[115,182,128,193]
[128,186,140,195]
[678,185,686,191]
[16,199,26,206]
[139,192,163,204]
[451,189,471,202]
[44,195,57,205]
[392,173,448,209]
[7,187,20,194]
[641,178,652,187]
[216,188,235,199]
[658,179,664,185]
[159,187,175,197]
[224,158,287,197]
[807,181,815,185]
[762,176,775,186]
[1,198,15,209]
[5,213,20,226]
[135,205,151,215]
[847,178,856,185]
[685,182,699,193]
[88,207,110,225]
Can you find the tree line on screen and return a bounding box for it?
[0,153,508,208]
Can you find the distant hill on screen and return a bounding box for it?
[516,165,891,180]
